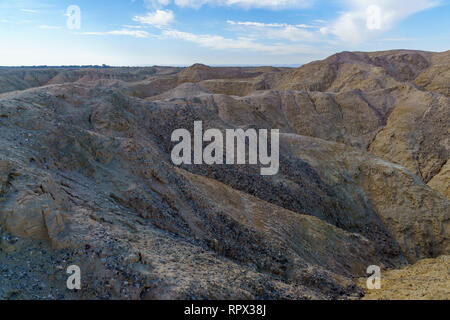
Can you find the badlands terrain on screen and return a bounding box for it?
[0,49,448,300]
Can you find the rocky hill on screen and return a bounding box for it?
[0,50,448,300]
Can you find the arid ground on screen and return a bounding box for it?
[0,49,448,300]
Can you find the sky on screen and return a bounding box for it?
[0,0,449,66]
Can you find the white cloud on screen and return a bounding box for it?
[173,0,206,8]
[144,0,171,9]
[224,0,312,9]
[227,20,317,42]
[227,20,316,28]
[122,25,147,29]
[133,9,175,27]
[296,24,316,29]
[272,25,316,41]
[325,0,440,43]
[173,0,313,9]
[161,29,320,54]
[83,29,150,38]
[39,25,61,29]
[228,20,288,27]
[20,9,37,13]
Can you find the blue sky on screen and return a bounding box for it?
[0,0,449,66]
